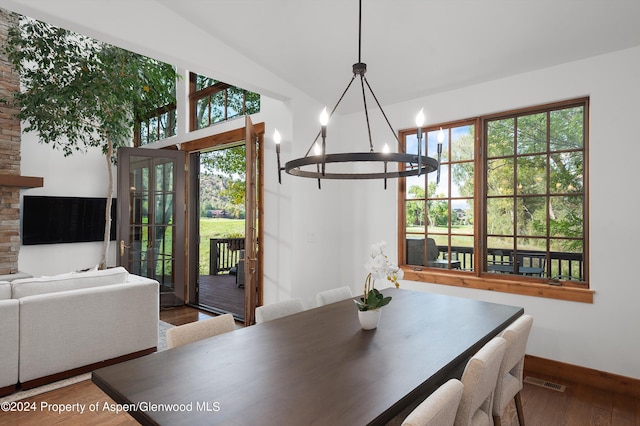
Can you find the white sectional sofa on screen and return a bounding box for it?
[0,267,159,395]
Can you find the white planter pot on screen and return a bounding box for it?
[358,309,381,330]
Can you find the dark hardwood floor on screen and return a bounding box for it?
[160,304,217,326]
[196,273,245,319]
[1,305,638,426]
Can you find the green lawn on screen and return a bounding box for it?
[199,218,245,274]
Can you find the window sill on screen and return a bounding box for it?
[401,267,594,304]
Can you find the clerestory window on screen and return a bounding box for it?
[189,73,260,131]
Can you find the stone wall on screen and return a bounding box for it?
[0,9,21,275]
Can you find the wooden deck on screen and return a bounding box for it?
[197,273,245,320]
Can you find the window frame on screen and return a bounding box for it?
[398,98,593,303]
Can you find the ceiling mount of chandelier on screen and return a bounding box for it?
[275,0,440,189]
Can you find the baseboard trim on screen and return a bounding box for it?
[0,384,17,397]
[524,354,640,399]
[19,347,156,391]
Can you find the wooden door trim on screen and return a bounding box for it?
[179,122,265,152]
[181,121,265,323]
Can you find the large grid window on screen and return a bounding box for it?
[399,98,589,297]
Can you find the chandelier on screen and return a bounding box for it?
[275,0,440,189]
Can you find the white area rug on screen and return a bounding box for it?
[0,320,174,403]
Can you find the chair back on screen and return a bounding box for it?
[316,286,353,306]
[426,238,439,261]
[402,379,464,426]
[255,298,304,323]
[493,315,534,416]
[455,336,506,426]
[166,313,236,349]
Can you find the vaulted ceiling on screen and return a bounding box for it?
[1,0,639,113]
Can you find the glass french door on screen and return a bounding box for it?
[117,148,186,307]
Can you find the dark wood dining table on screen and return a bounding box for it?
[92,288,523,425]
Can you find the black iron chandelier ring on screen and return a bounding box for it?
[285,153,438,180]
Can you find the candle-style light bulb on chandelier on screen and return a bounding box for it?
[275,0,440,189]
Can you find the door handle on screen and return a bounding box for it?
[120,240,130,256]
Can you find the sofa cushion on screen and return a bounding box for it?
[11,267,129,299]
[0,282,11,300]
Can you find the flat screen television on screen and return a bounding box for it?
[22,196,117,245]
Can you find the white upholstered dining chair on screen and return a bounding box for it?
[454,336,506,426]
[316,286,353,306]
[166,313,236,349]
[401,378,464,426]
[492,315,534,426]
[255,298,304,323]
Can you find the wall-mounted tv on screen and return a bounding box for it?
[22,196,117,245]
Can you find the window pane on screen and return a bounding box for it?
[551,106,584,150]
[516,112,547,155]
[487,158,514,196]
[550,151,583,193]
[140,121,149,145]
[406,133,419,156]
[245,91,261,114]
[486,198,513,236]
[428,128,447,161]
[428,164,449,197]
[451,125,474,161]
[488,237,513,252]
[405,201,426,233]
[196,97,210,129]
[451,199,473,235]
[211,91,225,123]
[487,118,514,158]
[158,112,168,140]
[406,175,425,198]
[451,235,474,271]
[549,195,583,238]
[148,117,159,143]
[427,200,449,233]
[517,155,546,194]
[227,87,244,119]
[406,237,425,266]
[196,76,217,91]
[451,162,474,197]
[516,196,546,237]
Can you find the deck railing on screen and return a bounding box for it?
[406,239,584,281]
[209,238,245,275]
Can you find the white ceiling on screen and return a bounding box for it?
[2,0,640,113]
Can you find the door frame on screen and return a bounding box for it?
[182,121,265,324]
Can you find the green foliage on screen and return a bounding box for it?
[201,145,246,209]
[354,288,392,311]
[4,16,178,159]
[3,15,178,269]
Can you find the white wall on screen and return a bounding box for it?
[18,132,118,276]
[335,46,640,380]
